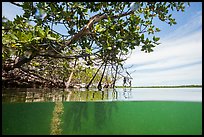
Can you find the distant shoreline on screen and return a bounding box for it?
[116,85,202,88]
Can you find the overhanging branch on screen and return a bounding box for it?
[10,2,23,7]
[64,11,134,48]
[38,53,90,59]
[20,67,58,86]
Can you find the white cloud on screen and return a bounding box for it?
[117,63,202,86]
[162,10,202,41]
[125,30,202,69]
[119,10,202,86]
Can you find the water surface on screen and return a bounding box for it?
[2,88,202,135]
[2,88,202,102]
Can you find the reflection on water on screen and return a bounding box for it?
[63,102,88,133]
[62,101,118,134]
[2,88,133,103]
[2,88,202,103]
[93,102,118,129]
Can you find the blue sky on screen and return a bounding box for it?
[121,2,202,86]
[2,2,202,86]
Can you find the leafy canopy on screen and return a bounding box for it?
[2,2,189,74]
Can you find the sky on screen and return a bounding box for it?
[2,2,202,86]
[120,2,202,86]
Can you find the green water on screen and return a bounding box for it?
[2,101,202,135]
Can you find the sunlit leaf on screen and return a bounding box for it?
[47,35,57,41]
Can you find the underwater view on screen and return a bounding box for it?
[2,88,202,135]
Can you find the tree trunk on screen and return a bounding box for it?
[86,63,104,89]
[97,62,107,90]
[3,54,36,72]
[65,59,77,88]
[112,64,119,89]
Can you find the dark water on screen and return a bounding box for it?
[2,88,202,135]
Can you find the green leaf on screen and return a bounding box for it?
[10,34,18,40]
[85,47,92,54]
[153,36,156,41]
[107,47,112,50]
[99,28,106,32]
[38,28,45,38]
[32,62,40,66]
[118,39,123,42]
[155,28,161,32]
[141,34,144,39]
[45,27,50,35]
[153,37,160,42]
[141,47,145,51]
[47,35,57,41]
[33,37,41,41]
[130,45,135,50]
